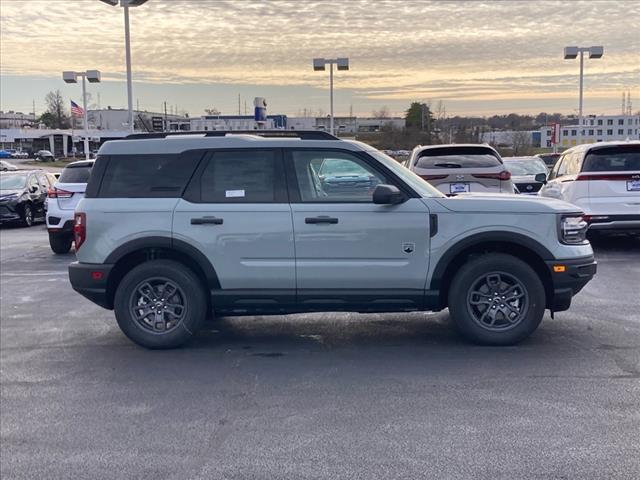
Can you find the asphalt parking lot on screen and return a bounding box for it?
[1,225,639,479]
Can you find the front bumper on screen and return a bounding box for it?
[68,262,114,309]
[546,255,597,312]
[0,203,21,222]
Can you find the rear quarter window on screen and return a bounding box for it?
[415,147,502,169]
[59,165,93,183]
[582,145,640,172]
[97,153,201,198]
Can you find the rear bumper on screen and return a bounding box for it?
[546,255,597,312]
[47,219,74,233]
[68,262,114,309]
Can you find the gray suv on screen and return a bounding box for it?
[68,131,596,349]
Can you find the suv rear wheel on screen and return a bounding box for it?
[448,253,545,345]
[114,260,207,349]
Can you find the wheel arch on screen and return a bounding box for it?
[430,232,553,309]
[104,236,219,310]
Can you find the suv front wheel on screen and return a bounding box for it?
[448,253,545,345]
[114,260,207,349]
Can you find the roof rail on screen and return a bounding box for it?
[124,130,339,141]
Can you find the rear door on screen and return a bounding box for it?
[287,149,430,309]
[172,149,295,306]
[580,144,640,215]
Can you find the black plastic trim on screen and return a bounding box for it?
[546,255,597,312]
[429,231,555,290]
[68,262,113,309]
[125,130,339,140]
[429,214,438,237]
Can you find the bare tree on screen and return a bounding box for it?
[204,108,221,115]
[511,131,533,156]
[372,106,391,119]
[43,90,70,129]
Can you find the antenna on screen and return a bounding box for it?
[627,90,633,116]
[622,91,626,115]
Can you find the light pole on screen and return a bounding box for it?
[63,70,101,160]
[313,57,349,135]
[100,0,148,133]
[564,45,603,144]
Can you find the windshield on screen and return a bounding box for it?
[504,159,547,175]
[415,147,502,169]
[582,145,640,172]
[366,149,444,198]
[0,174,27,190]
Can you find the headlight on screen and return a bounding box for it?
[558,214,589,244]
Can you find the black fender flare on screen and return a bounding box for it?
[104,236,220,288]
[429,231,554,290]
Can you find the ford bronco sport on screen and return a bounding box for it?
[68,131,596,348]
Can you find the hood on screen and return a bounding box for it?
[0,189,24,199]
[434,192,581,214]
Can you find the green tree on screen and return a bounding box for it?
[41,90,70,129]
[405,102,434,143]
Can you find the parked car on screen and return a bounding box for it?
[503,156,548,195]
[68,131,595,349]
[406,144,515,195]
[46,160,94,253]
[35,150,55,162]
[535,153,562,170]
[0,150,13,159]
[11,150,29,159]
[317,157,382,197]
[539,141,640,234]
[0,170,51,226]
[0,160,18,172]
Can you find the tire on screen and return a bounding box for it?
[447,253,545,346]
[49,232,73,254]
[20,203,34,227]
[114,260,207,349]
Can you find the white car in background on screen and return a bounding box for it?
[539,141,640,234]
[406,144,515,195]
[503,156,548,195]
[0,160,18,171]
[46,159,94,253]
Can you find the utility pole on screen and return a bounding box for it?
[238,94,241,116]
[32,99,36,118]
[164,101,167,132]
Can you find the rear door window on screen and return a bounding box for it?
[415,147,502,169]
[582,145,640,172]
[59,164,93,183]
[200,150,278,203]
[98,153,200,198]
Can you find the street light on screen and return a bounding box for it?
[100,0,149,133]
[312,57,349,135]
[63,70,101,160]
[564,45,604,144]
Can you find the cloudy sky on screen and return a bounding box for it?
[0,0,638,118]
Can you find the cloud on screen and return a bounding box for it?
[0,0,638,115]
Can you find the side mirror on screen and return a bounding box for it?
[29,185,38,193]
[373,184,405,205]
[534,173,547,184]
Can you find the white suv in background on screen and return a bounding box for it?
[406,144,515,195]
[539,141,640,234]
[46,160,94,253]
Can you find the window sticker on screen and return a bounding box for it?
[225,189,245,198]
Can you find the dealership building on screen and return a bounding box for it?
[540,114,640,148]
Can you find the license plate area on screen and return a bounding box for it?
[627,180,640,192]
[450,183,470,194]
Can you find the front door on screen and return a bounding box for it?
[172,149,295,310]
[286,149,431,309]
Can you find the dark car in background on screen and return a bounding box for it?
[0,170,52,226]
[503,156,548,195]
[535,152,562,170]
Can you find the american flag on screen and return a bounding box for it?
[70,100,84,116]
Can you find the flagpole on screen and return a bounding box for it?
[71,113,75,158]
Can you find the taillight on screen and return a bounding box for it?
[74,212,86,250]
[419,174,448,181]
[472,171,512,181]
[48,187,73,198]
